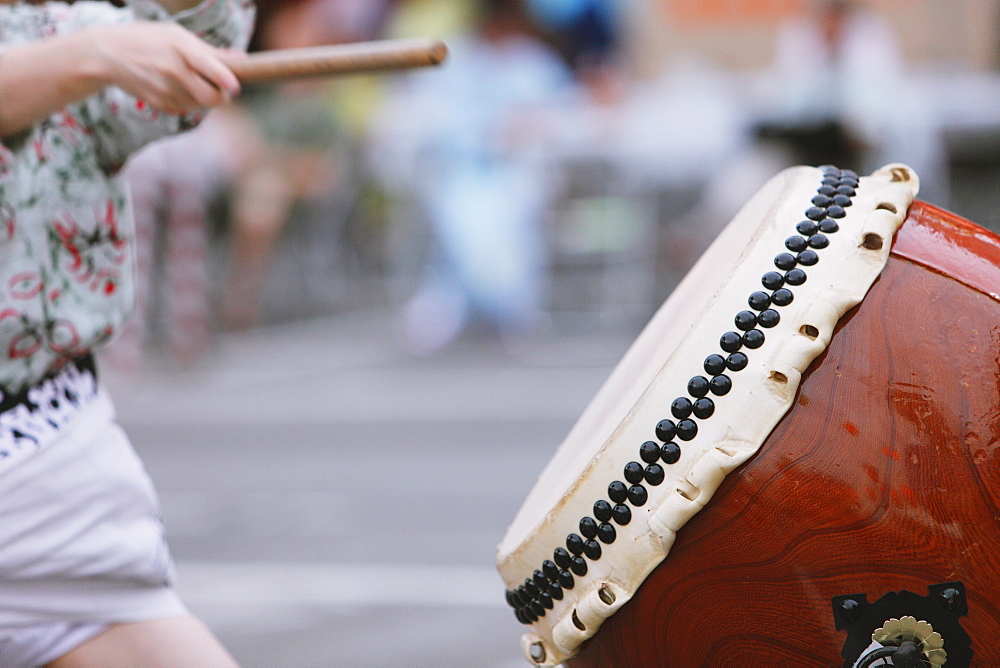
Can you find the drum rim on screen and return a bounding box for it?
[892,199,1000,302]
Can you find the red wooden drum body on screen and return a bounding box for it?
[498,165,999,667]
[569,199,1000,667]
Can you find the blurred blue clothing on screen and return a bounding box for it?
[380,31,577,350]
[526,0,618,66]
[527,0,616,31]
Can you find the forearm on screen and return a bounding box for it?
[0,21,242,141]
[0,30,110,137]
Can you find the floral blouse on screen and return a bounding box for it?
[0,0,253,392]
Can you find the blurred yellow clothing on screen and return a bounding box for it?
[326,77,383,138]
[387,0,475,39]
[325,0,475,139]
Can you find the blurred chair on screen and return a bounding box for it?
[545,158,659,329]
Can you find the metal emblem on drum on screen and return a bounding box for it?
[834,582,971,668]
[497,164,920,666]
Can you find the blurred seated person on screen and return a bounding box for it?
[218,0,347,329]
[756,0,904,170]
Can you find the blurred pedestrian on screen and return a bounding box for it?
[373,0,577,353]
[0,0,253,664]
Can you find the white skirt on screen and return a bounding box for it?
[0,385,186,667]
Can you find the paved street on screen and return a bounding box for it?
[103,308,639,667]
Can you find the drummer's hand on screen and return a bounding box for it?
[82,22,241,114]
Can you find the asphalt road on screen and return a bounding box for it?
[103,309,637,667]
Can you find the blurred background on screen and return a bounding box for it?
[99,0,1000,665]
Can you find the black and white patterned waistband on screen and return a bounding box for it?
[0,357,99,472]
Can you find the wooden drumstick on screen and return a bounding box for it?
[227,38,448,83]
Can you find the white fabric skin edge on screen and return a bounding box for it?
[0,389,187,667]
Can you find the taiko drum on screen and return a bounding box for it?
[567,200,1000,666]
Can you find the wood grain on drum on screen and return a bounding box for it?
[568,202,1000,667]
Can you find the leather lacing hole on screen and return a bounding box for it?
[677,487,696,501]
[890,167,911,182]
[770,370,788,384]
[876,202,897,214]
[862,233,884,250]
[799,324,819,340]
[598,585,616,606]
[529,642,546,664]
[572,610,586,631]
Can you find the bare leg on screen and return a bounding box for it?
[47,615,238,668]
